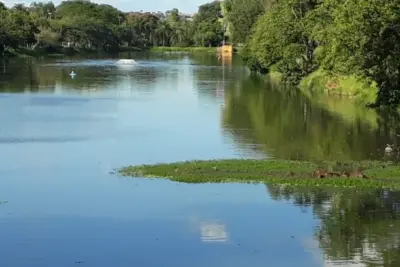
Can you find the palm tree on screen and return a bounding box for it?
[155,19,171,46]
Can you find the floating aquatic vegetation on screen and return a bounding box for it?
[118,159,400,189]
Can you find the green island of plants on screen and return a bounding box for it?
[119,159,400,189]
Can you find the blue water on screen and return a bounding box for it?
[0,53,392,267]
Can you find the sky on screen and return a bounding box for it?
[1,0,211,13]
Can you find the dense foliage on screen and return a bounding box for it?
[221,0,265,44]
[0,0,225,54]
[227,0,400,106]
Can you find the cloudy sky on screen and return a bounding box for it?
[1,0,210,13]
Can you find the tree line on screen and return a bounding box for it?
[0,0,226,55]
[221,0,400,106]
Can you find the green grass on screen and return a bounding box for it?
[299,69,378,105]
[2,47,39,58]
[264,63,283,81]
[119,46,143,52]
[118,159,400,189]
[1,45,143,59]
[3,46,75,58]
[150,46,217,53]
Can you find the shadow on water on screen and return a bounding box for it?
[266,185,400,267]
[221,74,400,161]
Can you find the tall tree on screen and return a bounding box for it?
[307,0,400,106]
[192,1,224,47]
[222,0,265,44]
[243,0,319,84]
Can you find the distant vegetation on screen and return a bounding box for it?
[0,0,225,56]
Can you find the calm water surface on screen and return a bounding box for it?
[0,52,400,267]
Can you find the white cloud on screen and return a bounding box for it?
[199,221,229,243]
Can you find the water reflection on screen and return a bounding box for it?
[0,53,244,99]
[222,75,399,161]
[2,53,400,267]
[266,185,400,267]
[199,221,229,243]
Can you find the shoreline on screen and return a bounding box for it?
[263,68,378,106]
[0,46,224,59]
[149,46,218,53]
[118,159,400,189]
[2,45,387,112]
[0,46,145,59]
[150,46,239,53]
[299,69,377,105]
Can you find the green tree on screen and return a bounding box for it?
[243,0,318,84]
[166,8,180,25]
[307,0,400,106]
[222,0,265,44]
[0,4,39,53]
[242,0,400,107]
[0,0,227,57]
[192,1,224,47]
[170,20,194,46]
[54,1,121,51]
[155,19,172,46]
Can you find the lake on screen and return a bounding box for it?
[0,52,399,267]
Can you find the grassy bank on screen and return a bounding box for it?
[299,69,378,104]
[2,46,213,58]
[119,159,400,189]
[2,46,94,58]
[265,64,282,81]
[150,46,217,53]
[2,47,61,58]
[119,46,143,52]
[1,46,143,59]
[259,66,378,106]
[259,67,382,130]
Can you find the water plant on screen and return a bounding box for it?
[119,159,400,189]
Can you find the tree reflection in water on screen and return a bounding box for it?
[266,184,400,266]
[221,75,400,161]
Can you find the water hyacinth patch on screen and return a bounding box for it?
[118,159,400,189]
